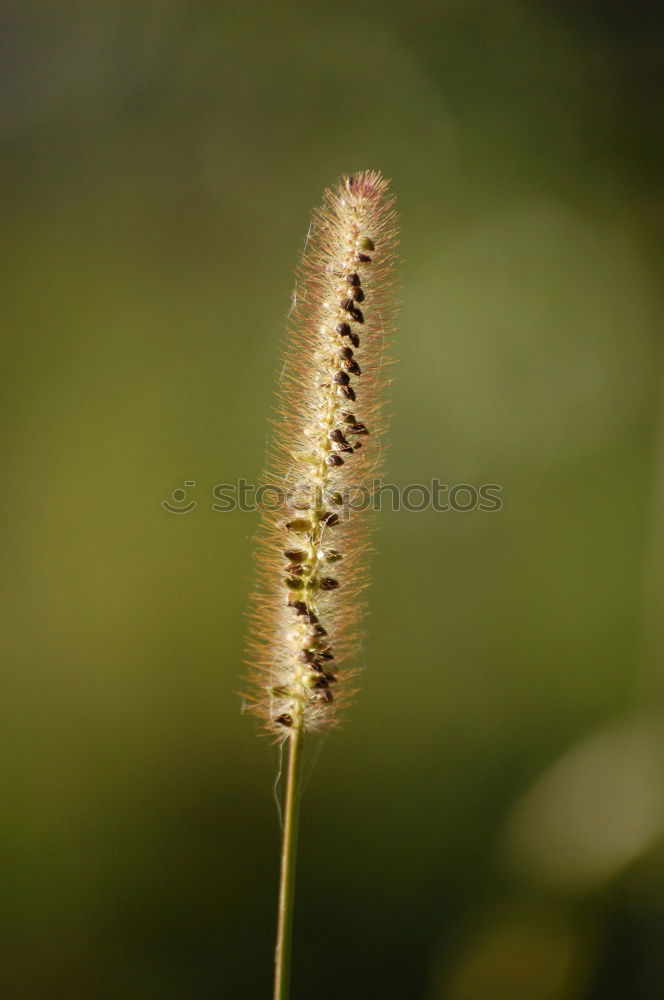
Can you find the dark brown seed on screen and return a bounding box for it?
[343,412,357,423]
[317,689,334,703]
[313,676,329,689]
[318,649,335,660]
[324,673,337,683]
[336,321,351,337]
[339,346,354,361]
[299,648,314,663]
[350,306,364,324]
[333,370,350,386]
[345,360,361,376]
[319,577,339,591]
[286,563,304,575]
[276,713,293,727]
[330,429,349,445]
[325,549,343,562]
[342,386,357,402]
[320,511,340,526]
[292,604,318,624]
[327,454,344,467]
[353,288,365,303]
[354,441,362,449]
[313,624,327,636]
[284,548,306,562]
[346,272,360,286]
[348,422,368,434]
[340,297,354,312]
[349,333,360,348]
[356,252,372,263]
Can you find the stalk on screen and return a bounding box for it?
[273,726,303,1000]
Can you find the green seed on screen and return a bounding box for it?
[286,518,311,533]
[359,236,375,251]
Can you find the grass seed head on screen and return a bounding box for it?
[246,170,400,739]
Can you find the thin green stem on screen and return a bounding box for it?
[273,726,304,1000]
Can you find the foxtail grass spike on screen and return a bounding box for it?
[246,171,399,739]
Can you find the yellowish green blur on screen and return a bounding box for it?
[3,2,662,997]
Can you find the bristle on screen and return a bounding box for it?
[246,170,399,739]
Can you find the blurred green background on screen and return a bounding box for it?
[3,1,663,997]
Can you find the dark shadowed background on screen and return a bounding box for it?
[3,1,663,997]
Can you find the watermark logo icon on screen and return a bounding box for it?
[161,481,198,513]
